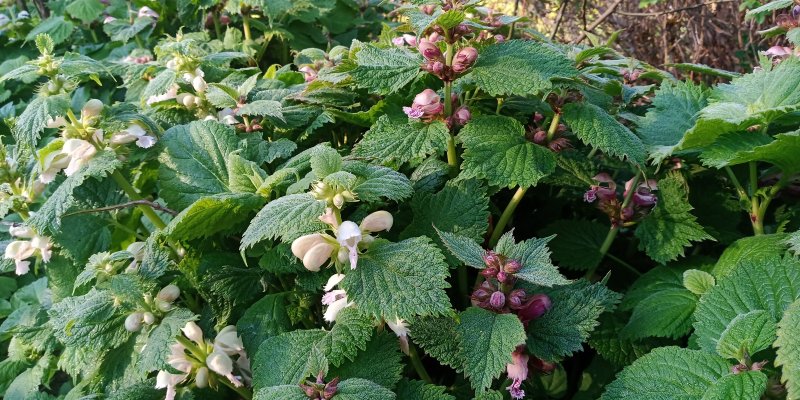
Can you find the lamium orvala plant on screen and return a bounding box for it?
[0,0,799,399]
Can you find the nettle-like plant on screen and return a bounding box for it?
[1,0,800,399]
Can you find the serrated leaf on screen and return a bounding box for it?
[635,81,708,163]
[25,17,74,45]
[237,293,293,356]
[458,115,556,188]
[683,269,715,295]
[715,310,776,361]
[665,63,740,80]
[103,17,153,43]
[694,254,800,355]
[49,289,130,348]
[352,116,449,165]
[252,329,329,389]
[635,173,713,264]
[158,120,241,210]
[241,193,328,248]
[343,161,413,203]
[409,315,463,369]
[701,131,800,174]
[562,102,647,166]
[539,220,608,271]
[621,288,697,340]
[254,385,307,400]
[746,0,793,18]
[712,233,787,277]
[602,347,761,400]
[142,69,177,103]
[14,94,71,148]
[395,379,455,400]
[464,40,577,97]
[527,280,620,360]
[29,151,121,233]
[701,371,767,400]
[436,228,486,269]
[335,378,397,400]
[66,0,104,24]
[137,309,197,373]
[319,308,374,367]
[349,45,422,95]
[237,100,285,121]
[775,299,800,400]
[458,307,526,392]
[494,231,568,287]
[341,237,451,319]
[588,313,663,367]
[164,193,264,240]
[330,332,404,390]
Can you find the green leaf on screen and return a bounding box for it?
[458,116,556,188]
[634,81,708,163]
[621,288,697,340]
[401,180,489,266]
[700,371,767,400]
[66,0,105,24]
[158,120,241,210]
[464,40,577,97]
[137,309,197,373]
[352,116,449,165]
[665,63,740,80]
[237,100,284,121]
[712,233,787,277]
[253,329,329,389]
[25,17,74,45]
[142,69,177,104]
[458,307,526,392]
[254,385,307,400]
[694,255,800,355]
[683,269,715,295]
[701,131,800,174]
[330,332,403,390]
[602,347,759,400]
[622,265,688,310]
[29,151,121,233]
[334,378,397,400]
[775,299,800,400]
[562,102,647,166]
[310,146,342,178]
[635,173,713,264]
[341,237,451,319]
[14,94,71,148]
[164,193,264,240]
[343,161,413,203]
[409,315,463,369]
[395,379,455,400]
[539,220,608,271]
[318,308,374,367]
[103,17,153,43]
[746,0,793,18]
[49,289,130,348]
[715,310,776,361]
[588,313,663,367]
[240,193,328,248]
[237,293,293,356]
[527,281,620,360]
[494,231,568,287]
[435,228,486,269]
[349,45,422,95]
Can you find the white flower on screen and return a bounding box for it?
[137,6,159,19]
[110,123,156,148]
[206,350,243,387]
[191,75,207,93]
[5,241,34,275]
[323,273,346,291]
[9,225,34,238]
[46,116,67,129]
[181,321,205,346]
[336,221,362,270]
[81,99,104,119]
[125,312,143,332]
[218,108,237,125]
[61,139,97,176]
[322,274,352,322]
[30,235,51,263]
[39,150,70,184]
[125,241,145,272]
[103,16,116,24]
[17,11,28,19]
[214,326,244,357]
[0,14,9,28]
[386,318,410,355]
[156,342,192,400]
[360,211,393,233]
[195,366,209,388]
[146,84,179,105]
[182,68,204,83]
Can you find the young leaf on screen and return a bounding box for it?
[164,193,264,240]
[701,371,768,400]
[13,94,71,149]
[237,293,294,356]
[562,102,647,166]
[715,310,776,361]
[457,307,526,393]
[349,45,422,95]
[683,269,715,295]
[352,116,449,165]
[775,299,800,400]
[252,329,329,389]
[712,233,787,277]
[240,193,328,248]
[464,40,578,97]
[318,308,374,367]
[588,313,663,367]
[494,231,568,287]
[435,228,486,269]
[458,116,557,188]
[65,0,104,24]
[341,237,451,319]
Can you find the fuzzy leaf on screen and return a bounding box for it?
[539,220,608,271]
[458,307,526,392]
[435,228,486,269]
[343,161,413,203]
[236,293,293,356]
[621,288,697,340]
[588,313,663,367]
[465,40,577,97]
[701,131,800,174]
[701,371,767,400]
[713,233,787,277]
[352,116,449,165]
[14,94,70,148]
[252,329,329,389]
[49,289,130,349]
[164,193,263,240]
[562,102,647,166]
[330,332,404,390]
[635,173,713,264]
[335,378,397,400]
[458,116,556,188]
[715,310,776,361]
[694,255,800,355]
[240,193,328,248]
[395,379,455,400]
[319,308,374,367]
[137,309,196,373]
[341,237,451,319]
[409,315,463,369]
[66,0,104,23]
[349,45,422,95]
[775,299,800,400]
[494,231,568,287]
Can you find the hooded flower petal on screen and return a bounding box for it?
[336,221,362,269]
[214,325,244,356]
[181,321,204,346]
[323,273,346,292]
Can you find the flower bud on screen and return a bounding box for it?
[518,294,552,322]
[430,61,445,74]
[452,106,471,126]
[481,267,498,278]
[420,4,435,14]
[299,66,317,83]
[494,34,505,42]
[195,366,209,388]
[323,377,339,399]
[125,312,143,332]
[182,321,205,345]
[292,233,327,260]
[452,47,478,73]
[417,39,442,60]
[300,382,318,398]
[157,284,181,303]
[303,242,334,272]
[192,76,207,93]
[532,130,547,144]
[333,193,345,209]
[82,99,104,119]
[360,210,393,233]
[143,312,156,325]
[489,291,505,309]
[504,259,521,274]
[508,289,526,309]
[181,94,197,109]
[496,270,509,283]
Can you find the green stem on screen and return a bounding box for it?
[495,97,503,114]
[111,170,167,230]
[212,12,222,39]
[585,174,640,279]
[443,42,458,177]
[242,14,253,49]
[408,344,433,384]
[748,162,763,235]
[546,112,561,142]
[488,186,528,248]
[446,136,458,177]
[724,166,748,202]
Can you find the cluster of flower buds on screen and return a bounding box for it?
[310,180,358,209]
[41,74,75,96]
[124,284,181,332]
[156,322,250,400]
[471,251,553,325]
[620,68,643,84]
[418,39,477,81]
[775,5,800,30]
[299,372,339,400]
[731,360,767,374]
[3,225,51,275]
[584,173,658,227]
[526,112,571,153]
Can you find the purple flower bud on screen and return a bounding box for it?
[403,34,418,47]
[420,5,435,15]
[481,267,498,278]
[299,383,317,398]
[489,291,505,309]
[497,270,509,283]
[472,287,492,301]
[620,206,634,221]
[731,364,748,375]
[495,34,505,42]
[418,39,443,60]
[793,4,800,19]
[533,112,544,123]
[584,188,598,203]
[323,377,339,399]
[548,137,572,153]
[392,37,405,46]
[430,61,445,74]
[455,23,471,35]
[504,259,521,274]
[453,106,471,126]
[518,294,551,322]
[452,47,478,73]
[483,250,501,267]
[403,106,424,119]
[508,289,526,309]
[532,130,547,144]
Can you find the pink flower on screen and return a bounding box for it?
[584,173,617,203]
[402,34,418,46]
[392,37,405,46]
[495,34,505,42]
[413,89,443,115]
[452,106,471,126]
[452,47,478,73]
[299,66,317,82]
[403,107,424,119]
[624,178,658,207]
[765,45,793,58]
[506,348,529,400]
[517,294,552,323]
[417,39,442,60]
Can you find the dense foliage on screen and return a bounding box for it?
[0,0,799,399]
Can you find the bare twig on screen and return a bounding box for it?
[551,0,570,40]
[571,0,625,44]
[63,200,178,218]
[616,0,736,17]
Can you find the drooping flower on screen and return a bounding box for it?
[403,89,443,120]
[417,38,442,60]
[624,178,658,207]
[61,139,97,176]
[125,241,145,272]
[299,66,317,83]
[386,318,410,355]
[452,106,471,126]
[214,325,245,357]
[506,347,529,400]
[359,210,393,233]
[336,221,362,270]
[583,173,617,203]
[110,123,157,148]
[4,227,52,275]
